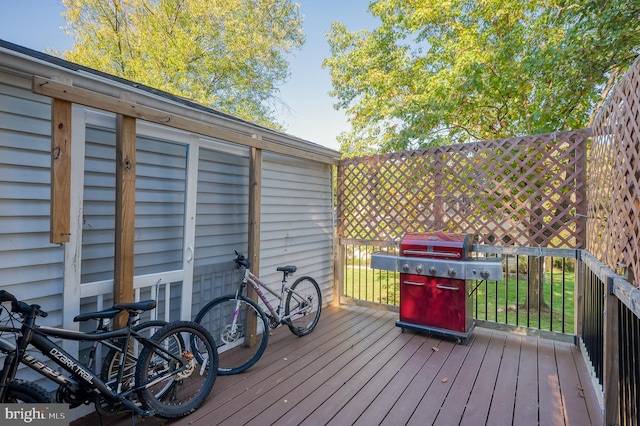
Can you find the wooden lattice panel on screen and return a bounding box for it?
[337,130,589,248]
[588,57,640,285]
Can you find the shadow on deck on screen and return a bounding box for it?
[72,304,603,426]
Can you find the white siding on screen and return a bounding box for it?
[260,152,334,305]
[0,74,64,314]
[80,123,188,283]
[191,146,249,315]
[76,117,189,327]
[0,73,64,389]
[190,149,335,314]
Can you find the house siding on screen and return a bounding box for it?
[191,145,250,314]
[81,123,188,283]
[0,74,64,310]
[260,152,334,305]
[0,73,65,388]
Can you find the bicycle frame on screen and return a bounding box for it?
[0,314,184,415]
[241,268,311,324]
[1,317,150,390]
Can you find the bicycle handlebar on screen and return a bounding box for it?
[0,289,48,318]
[234,251,251,269]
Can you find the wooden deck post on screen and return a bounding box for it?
[246,142,262,344]
[335,162,344,306]
[50,98,72,244]
[114,113,136,328]
[334,240,343,307]
[248,143,262,272]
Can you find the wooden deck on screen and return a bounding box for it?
[73,305,603,426]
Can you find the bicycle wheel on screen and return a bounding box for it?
[285,276,322,336]
[100,320,174,392]
[0,379,54,403]
[135,321,218,419]
[194,295,269,375]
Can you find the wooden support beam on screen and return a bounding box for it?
[334,241,343,307]
[248,143,262,271]
[50,99,72,243]
[246,143,262,345]
[333,166,341,307]
[33,76,339,165]
[114,114,136,328]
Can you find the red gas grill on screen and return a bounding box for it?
[372,232,503,343]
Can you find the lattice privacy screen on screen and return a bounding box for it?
[337,130,589,248]
[588,57,640,284]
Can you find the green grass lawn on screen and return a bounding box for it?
[343,266,575,334]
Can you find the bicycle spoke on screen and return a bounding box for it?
[285,276,322,336]
[194,295,269,375]
[135,321,218,419]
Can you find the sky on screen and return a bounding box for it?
[0,1,379,152]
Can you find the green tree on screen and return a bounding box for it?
[324,0,640,155]
[60,0,304,128]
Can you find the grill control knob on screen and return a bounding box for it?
[415,264,424,274]
[480,270,489,279]
[448,268,456,277]
[428,266,437,275]
[402,263,410,272]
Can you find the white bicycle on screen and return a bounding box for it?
[194,251,322,375]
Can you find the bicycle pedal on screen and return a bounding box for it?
[136,409,155,418]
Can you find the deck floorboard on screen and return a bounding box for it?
[71,305,603,426]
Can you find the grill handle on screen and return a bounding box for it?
[402,249,461,258]
[436,284,460,291]
[403,280,425,286]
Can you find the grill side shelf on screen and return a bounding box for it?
[370,252,399,272]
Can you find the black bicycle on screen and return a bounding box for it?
[0,290,218,419]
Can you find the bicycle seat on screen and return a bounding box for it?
[113,300,157,312]
[277,265,297,274]
[73,308,120,322]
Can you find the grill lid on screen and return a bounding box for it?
[400,232,471,260]
[372,232,503,280]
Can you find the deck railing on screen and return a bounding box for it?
[579,251,640,426]
[578,253,605,387]
[617,295,639,425]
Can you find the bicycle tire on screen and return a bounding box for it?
[285,276,322,336]
[0,379,54,403]
[194,295,269,375]
[100,320,176,392]
[135,321,218,419]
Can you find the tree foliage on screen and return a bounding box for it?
[324,0,640,155]
[61,0,304,128]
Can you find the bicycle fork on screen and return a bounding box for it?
[229,287,244,336]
